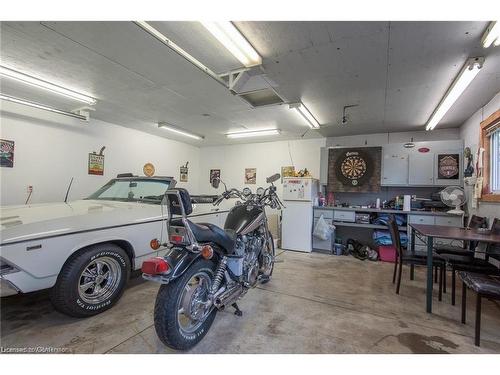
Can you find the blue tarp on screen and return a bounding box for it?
[372,213,407,226]
[373,230,408,246]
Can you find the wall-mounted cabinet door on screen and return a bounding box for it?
[409,153,434,185]
[381,149,409,185]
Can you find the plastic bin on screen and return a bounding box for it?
[378,245,396,263]
[334,243,345,256]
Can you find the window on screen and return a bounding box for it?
[492,129,500,193]
[480,109,500,202]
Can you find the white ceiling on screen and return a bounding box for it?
[1,21,499,146]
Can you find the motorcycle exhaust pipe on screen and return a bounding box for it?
[214,284,243,309]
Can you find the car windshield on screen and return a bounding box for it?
[87,179,171,204]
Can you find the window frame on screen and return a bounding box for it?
[479,109,500,202]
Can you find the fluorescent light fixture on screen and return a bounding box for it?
[482,21,500,48]
[200,22,262,67]
[135,21,226,87]
[0,65,96,105]
[0,94,88,120]
[158,122,204,140]
[226,129,280,139]
[425,57,484,131]
[289,102,321,129]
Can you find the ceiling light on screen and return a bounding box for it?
[481,21,500,48]
[226,129,280,139]
[425,57,484,131]
[158,122,204,140]
[200,22,262,67]
[0,65,96,105]
[0,94,89,120]
[289,103,321,129]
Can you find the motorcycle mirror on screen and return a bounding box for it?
[211,177,220,189]
[266,173,281,184]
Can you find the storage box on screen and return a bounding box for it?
[378,246,396,263]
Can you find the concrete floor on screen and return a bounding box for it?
[1,250,500,353]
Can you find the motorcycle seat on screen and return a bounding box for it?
[170,218,235,252]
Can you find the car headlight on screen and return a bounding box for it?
[0,258,19,275]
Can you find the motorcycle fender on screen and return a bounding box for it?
[164,247,203,281]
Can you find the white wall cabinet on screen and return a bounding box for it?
[408,153,435,185]
[381,146,409,185]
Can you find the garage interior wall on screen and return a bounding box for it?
[0,102,201,206]
[460,91,500,222]
[198,138,326,195]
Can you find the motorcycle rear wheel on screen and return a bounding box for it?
[154,258,217,351]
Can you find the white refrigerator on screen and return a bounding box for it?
[281,177,319,252]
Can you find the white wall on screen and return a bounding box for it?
[326,128,460,147]
[0,102,200,206]
[199,138,326,196]
[198,128,463,196]
[459,91,500,223]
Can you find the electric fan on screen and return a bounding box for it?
[439,186,467,215]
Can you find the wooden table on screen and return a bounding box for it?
[409,224,500,313]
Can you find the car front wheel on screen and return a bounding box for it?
[50,243,130,317]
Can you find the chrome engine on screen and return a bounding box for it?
[233,231,264,287]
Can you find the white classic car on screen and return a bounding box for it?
[0,175,231,317]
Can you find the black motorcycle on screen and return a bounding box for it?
[141,173,284,350]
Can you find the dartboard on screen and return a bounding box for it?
[340,156,367,180]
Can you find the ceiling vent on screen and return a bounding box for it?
[238,88,284,107]
[221,68,284,108]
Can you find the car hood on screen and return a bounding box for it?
[0,199,232,245]
[0,200,163,245]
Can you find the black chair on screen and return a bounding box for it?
[434,215,488,256]
[459,272,500,346]
[388,216,446,298]
[441,218,500,305]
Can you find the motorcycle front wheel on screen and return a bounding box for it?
[154,258,217,351]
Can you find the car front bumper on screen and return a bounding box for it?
[0,277,20,297]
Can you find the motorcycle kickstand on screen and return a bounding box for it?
[232,303,243,317]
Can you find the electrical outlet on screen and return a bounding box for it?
[27,185,33,193]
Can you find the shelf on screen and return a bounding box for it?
[332,221,407,231]
[313,206,457,217]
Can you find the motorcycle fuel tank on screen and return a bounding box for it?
[224,205,264,235]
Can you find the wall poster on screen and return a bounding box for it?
[88,153,104,175]
[327,147,382,192]
[244,168,256,184]
[210,169,220,184]
[437,153,460,179]
[0,139,14,168]
[180,162,189,182]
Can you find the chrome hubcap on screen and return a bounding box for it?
[78,257,121,304]
[177,272,212,334]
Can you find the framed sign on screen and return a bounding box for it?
[143,163,155,177]
[210,169,220,184]
[180,166,188,182]
[328,147,382,192]
[437,154,460,179]
[245,168,256,184]
[88,153,104,175]
[0,139,14,168]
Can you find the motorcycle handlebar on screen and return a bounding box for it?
[213,184,285,209]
